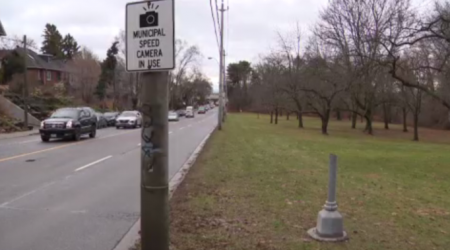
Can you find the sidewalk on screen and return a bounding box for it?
[0,128,40,140]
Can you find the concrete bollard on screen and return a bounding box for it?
[307,154,348,242]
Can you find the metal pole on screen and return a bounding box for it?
[23,35,29,129]
[218,0,225,130]
[324,154,338,211]
[307,153,347,241]
[140,72,169,250]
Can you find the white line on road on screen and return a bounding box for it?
[179,127,185,130]
[74,156,112,172]
[169,131,173,134]
[0,181,56,208]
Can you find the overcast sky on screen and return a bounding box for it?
[0,0,434,92]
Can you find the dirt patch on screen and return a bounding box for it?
[415,208,450,217]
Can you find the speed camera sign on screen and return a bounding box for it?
[126,0,175,72]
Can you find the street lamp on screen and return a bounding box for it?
[0,20,6,36]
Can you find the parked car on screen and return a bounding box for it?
[104,112,119,126]
[116,110,142,129]
[185,106,195,118]
[39,107,97,142]
[168,111,179,121]
[177,109,186,117]
[204,105,209,112]
[95,112,108,129]
[198,106,206,114]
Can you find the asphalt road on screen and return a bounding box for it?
[0,109,217,250]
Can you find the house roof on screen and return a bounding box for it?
[0,20,6,36]
[13,47,72,72]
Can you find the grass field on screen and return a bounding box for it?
[168,113,450,250]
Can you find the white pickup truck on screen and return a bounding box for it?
[185,106,195,118]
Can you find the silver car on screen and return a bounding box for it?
[116,111,142,129]
[168,111,179,121]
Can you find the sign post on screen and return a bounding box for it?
[126,1,175,250]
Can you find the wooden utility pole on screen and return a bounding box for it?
[218,0,226,130]
[126,1,175,250]
[23,35,29,129]
[140,72,169,250]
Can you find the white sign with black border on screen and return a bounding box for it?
[126,0,175,72]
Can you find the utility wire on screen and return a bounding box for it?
[209,0,220,52]
[215,0,222,41]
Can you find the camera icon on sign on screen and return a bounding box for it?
[140,11,159,28]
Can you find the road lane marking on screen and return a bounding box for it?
[169,131,173,134]
[15,139,40,145]
[99,130,137,139]
[74,156,112,172]
[0,143,82,163]
[0,130,136,164]
[179,127,185,130]
[0,181,56,208]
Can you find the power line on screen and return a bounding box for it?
[215,0,222,41]
[209,0,220,52]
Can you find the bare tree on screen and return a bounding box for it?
[301,37,347,135]
[277,27,306,128]
[0,35,37,50]
[316,0,409,134]
[254,53,286,125]
[169,40,202,109]
[68,47,101,104]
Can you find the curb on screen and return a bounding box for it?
[112,127,216,250]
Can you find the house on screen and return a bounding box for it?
[0,20,6,36]
[0,47,73,89]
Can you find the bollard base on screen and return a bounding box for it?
[307,227,348,242]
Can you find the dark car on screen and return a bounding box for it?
[95,112,108,129]
[39,107,97,142]
[104,112,119,126]
[177,109,186,117]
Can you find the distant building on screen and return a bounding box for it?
[0,47,73,89]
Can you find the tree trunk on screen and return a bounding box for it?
[298,113,303,128]
[275,108,279,125]
[279,110,283,117]
[383,103,389,130]
[257,112,260,119]
[321,109,331,135]
[413,111,419,141]
[270,111,273,124]
[402,108,408,132]
[360,114,364,123]
[364,109,373,135]
[336,110,341,120]
[294,101,304,128]
[351,111,357,129]
[286,112,290,120]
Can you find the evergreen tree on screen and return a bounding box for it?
[62,34,80,60]
[1,51,25,84]
[95,42,119,100]
[41,23,64,58]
